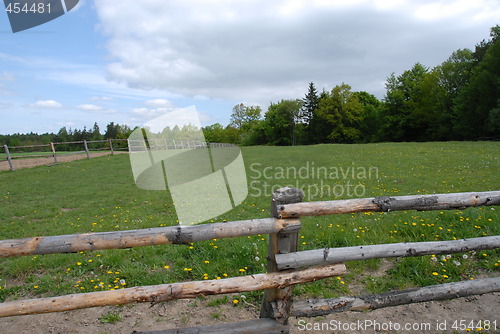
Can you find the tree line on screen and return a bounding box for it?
[2,26,498,148]
[205,25,499,145]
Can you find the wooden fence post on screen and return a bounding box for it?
[109,139,114,155]
[83,140,90,159]
[50,142,58,163]
[260,187,304,324]
[3,145,14,171]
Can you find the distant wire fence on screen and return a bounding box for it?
[0,139,128,172]
[1,139,235,171]
[128,138,234,152]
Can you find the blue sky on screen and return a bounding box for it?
[0,0,499,135]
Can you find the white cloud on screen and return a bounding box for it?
[144,98,173,108]
[77,104,102,111]
[91,96,113,101]
[77,103,117,114]
[94,0,499,104]
[0,72,15,81]
[131,107,175,120]
[30,100,63,108]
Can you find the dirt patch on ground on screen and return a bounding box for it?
[0,292,498,334]
[0,152,127,171]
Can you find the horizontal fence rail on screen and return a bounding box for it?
[0,218,297,258]
[276,235,500,270]
[291,276,500,317]
[0,263,346,317]
[278,191,500,218]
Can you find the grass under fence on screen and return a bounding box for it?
[0,141,499,307]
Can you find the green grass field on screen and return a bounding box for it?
[0,142,499,304]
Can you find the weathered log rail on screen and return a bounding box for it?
[276,235,500,270]
[0,189,499,334]
[291,276,500,317]
[0,218,293,258]
[0,264,346,318]
[278,191,500,218]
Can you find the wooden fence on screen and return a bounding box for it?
[1,139,232,171]
[1,139,128,171]
[0,189,499,333]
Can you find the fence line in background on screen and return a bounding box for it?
[1,139,234,172]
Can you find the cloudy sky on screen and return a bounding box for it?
[0,0,498,135]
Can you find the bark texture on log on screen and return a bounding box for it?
[0,218,298,258]
[0,263,346,318]
[276,235,500,270]
[278,191,500,218]
[291,276,500,317]
[261,187,304,325]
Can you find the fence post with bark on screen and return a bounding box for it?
[260,187,304,324]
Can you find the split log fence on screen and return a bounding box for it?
[0,189,499,334]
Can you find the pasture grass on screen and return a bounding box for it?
[0,141,499,304]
